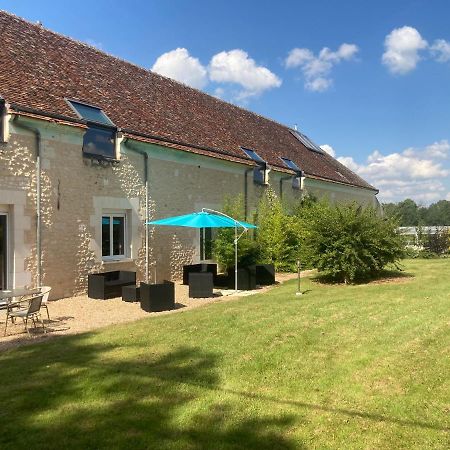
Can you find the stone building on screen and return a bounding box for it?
[0,11,378,299]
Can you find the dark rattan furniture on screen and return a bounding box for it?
[88,271,136,299]
[182,263,217,285]
[122,285,140,302]
[188,272,214,298]
[227,267,256,290]
[140,280,175,312]
[250,264,276,285]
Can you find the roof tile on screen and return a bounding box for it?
[0,10,376,191]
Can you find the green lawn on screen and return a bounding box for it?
[0,259,449,449]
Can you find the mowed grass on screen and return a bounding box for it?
[0,259,449,449]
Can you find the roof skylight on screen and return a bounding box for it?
[67,99,114,126]
[289,129,323,153]
[241,147,266,165]
[280,157,301,173]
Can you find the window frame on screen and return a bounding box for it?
[101,212,128,261]
[200,227,214,260]
[289,129,324,154]
[66,98,114,126]
[82,123,118,160]
[65,98,118,161]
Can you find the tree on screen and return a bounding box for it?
[383,199,450,226]
[298,201,404,283]
[395,199,419,226]
[254,189,300,271]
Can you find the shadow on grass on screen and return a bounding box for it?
[220,389,449,433]
[0,335,300,450]
[312,268,415,286]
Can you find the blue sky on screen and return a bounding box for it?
[2,0,450,203]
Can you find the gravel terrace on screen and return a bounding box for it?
[0,272,312,351]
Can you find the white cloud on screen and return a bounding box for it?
[209,49,282,99]
[152,48,208,89]
[285,48,314,68]
[151,48,281,101]
[337,156,360,172]
[336,141,450,203]
[424,140,450,158]
[85,38,103,50]
[306,77,333,92]
[446,192,450,201]
[320,144,335,157]
[430,39,450,62]
[285,43,358,92]
[213,87,225,99]
[382,26,428,74]
[359,149,448,179]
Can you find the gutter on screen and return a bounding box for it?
[9,104,378,193]
[13,116,42,286]
[244,167,253,220]
[123,138,149,283]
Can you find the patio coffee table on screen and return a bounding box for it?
[122,285,140,302]
[0,288,41,310]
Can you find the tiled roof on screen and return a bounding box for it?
[0,11,376,191]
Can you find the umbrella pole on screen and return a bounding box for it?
[235,224,238,292]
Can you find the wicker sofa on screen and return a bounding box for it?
[88,271,136,299]
[182,263,217,285]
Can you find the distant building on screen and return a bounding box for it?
[399,226,450,247]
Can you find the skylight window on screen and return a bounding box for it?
[241,147,266,164]
[289,129,323,154]
[280,157,301,173]
[280,157,302,190]
[240,147,269,186]
[67,99,114,126]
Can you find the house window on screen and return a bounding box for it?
[289,129,324,154]
[280,157,303,190]
[66,99,117,160]
[102,214,126,259]
[240,146,269,185]
[67,99,114,126]
[83,125,116,159]
[200,228,213,260]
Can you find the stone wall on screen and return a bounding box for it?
[0,116,377,299]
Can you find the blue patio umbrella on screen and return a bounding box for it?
[147,208,257,291]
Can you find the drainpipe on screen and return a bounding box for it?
[279,174,292,200]
[123,138,149,283]
[13,116,42,286]
[244,167,253,220]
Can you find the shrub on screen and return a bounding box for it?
[254,189,300,271]
[298,200,404,283]
[416,249,440,259]
[424,228,450,254]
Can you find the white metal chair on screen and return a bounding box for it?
[4,294,46,336]
[38,286,52,320]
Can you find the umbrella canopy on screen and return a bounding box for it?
[147,211,256,229]
[147,209,257,292]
